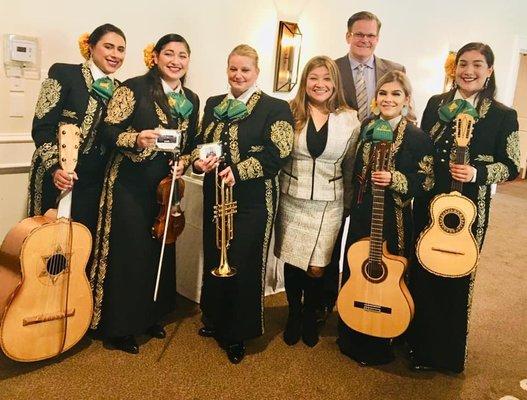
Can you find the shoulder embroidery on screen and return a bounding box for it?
[105,86,135,124]
[155,102,168,125]
[270,120,294,158]
[35,78,61,119]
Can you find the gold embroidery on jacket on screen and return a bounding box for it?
[418,155,434,191]
[35,79,61,119]
[237,157,264,180]
[270,120,294,158]
[105,86,136,124]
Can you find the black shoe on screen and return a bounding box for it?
[226,342,245,364]
[146,323,166,339]
[315,304,333,325]
[108,335,139,354]
[353,353,395,367]
[198,326,216,338]
[302,312,319,347]
[283,313,302,346]
[410,361,435,372]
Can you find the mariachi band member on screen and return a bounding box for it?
[28,23,126,236]
[274,56,360,347]
[193,44,294,364]
[89,34,200,354]
[337,71,434,365]
[409,42,520,373]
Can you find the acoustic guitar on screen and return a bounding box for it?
[337,141,414,339]
[416,113,479,277]
[0,124,93,362]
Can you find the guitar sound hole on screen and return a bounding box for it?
[46,254,67,276]
[439,208,466,234]
[362,260,387,283]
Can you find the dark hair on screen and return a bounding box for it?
[147,34,191,123]
[455,42,496,102]
[347,11,381,33]
[88,23,126,46]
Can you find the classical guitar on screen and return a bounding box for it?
[337,141,414,339]
[416,113,479,277]
[0,124,93,362]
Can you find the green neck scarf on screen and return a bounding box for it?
[213,98,248,122]
[167,91,194,119]
[438,99,479,122]
[91,77,115,101]
[361,118,394,143]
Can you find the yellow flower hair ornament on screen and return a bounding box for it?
[444,51,457,79]
[78,32,91,60]
[143,43,155,69]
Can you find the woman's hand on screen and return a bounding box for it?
[170,159,185,179]
[371,171,392,187]
[136,130,160,149]
[450,163,475,183]
[218,166,236,187]
[193,155,219,174]
[53,169,78,191]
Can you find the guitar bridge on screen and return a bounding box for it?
[431,247,465,255]
[22,308,76,326]
[354,301,391,314]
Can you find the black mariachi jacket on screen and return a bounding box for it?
[417,90,520,247]
[28,62,116,216]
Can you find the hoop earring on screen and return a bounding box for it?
[451,81,458,90]
[484,77,489,89]
[401,105,409,117]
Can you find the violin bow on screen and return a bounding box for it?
[153,150,179,301]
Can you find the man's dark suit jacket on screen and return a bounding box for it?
[335,55,406,110]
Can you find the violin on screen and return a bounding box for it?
[152,174,185,244]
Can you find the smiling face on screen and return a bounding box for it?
[90,32,126,75]
[154,41,190,88]
[227,54,259,98]
[305,66,334,107]
[375,80,409,120]
[345,19,379,63]
[455,50,493,98]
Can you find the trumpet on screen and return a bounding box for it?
[211,165,237,277]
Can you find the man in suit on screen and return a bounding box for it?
[319,11,406,323]
[335,11,405,120]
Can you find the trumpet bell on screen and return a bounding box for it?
[211,264,237,278]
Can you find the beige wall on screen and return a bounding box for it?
[1,0,527,237]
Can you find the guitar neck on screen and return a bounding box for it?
[56,189,73,219]
[451,146,467,193]
[369,185,385,263]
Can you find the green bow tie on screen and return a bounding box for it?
[438,99,479,122]
[213,98,248,122]
[91,77,115,101]
[361,119,394,143]
[167,92,194,119]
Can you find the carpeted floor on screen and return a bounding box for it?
[1,181,526,400]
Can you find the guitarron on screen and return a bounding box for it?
[337,141,414,339]
[416,113,479,277]
[0,124,93,362]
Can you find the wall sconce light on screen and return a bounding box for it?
[274,21,302,92]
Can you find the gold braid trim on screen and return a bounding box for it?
[486,162,510,184]
[478,98,491,119]
[270,120,294,158]
[80,96,100,153]
[116,132,139,148]
[180,154,191,170]
[90,153,123,329]
[35,79,61,119]
[390,171,408,194]
[475,185,487,249]
[229,124,240,163]
[122,147,156,163]
[105,86,135,124]
[155,103,168,125]
[190,148,201,165]
[475,154,494,162]
[212,121,225,143]
[506,130,521,170]
[392,195,408,255]
[237,157,264,180]
[260,179,274,334]
[418,155,434,191]
[390,118,407,169]
[248,145,264,153]
[81,62,93,89]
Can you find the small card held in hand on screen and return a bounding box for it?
[198,142,222,160]
[156,129,182,151]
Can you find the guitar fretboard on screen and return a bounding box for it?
[369,185,385,263]
[452,146,467,193]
